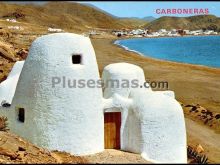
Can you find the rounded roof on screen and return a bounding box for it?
[103,63,144,74]
[29,33,91,58]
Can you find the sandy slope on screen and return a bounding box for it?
[186,118,220,163]
[0,131,86,163]
[81,149,149,164]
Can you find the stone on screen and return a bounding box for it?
[16,49,28,59]
[196,144,204,153]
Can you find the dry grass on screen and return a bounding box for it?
[0,116,9,131]
[187,146,208,164]
[0,2,147,31]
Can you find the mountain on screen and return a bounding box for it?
[142,16,156,22]
[145,15,220,31]
[118,17,148,28]
[82,3,148,28]
[82,3,118,19]
[0,1,146,31]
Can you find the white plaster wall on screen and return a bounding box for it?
[6,33,104,155]
[102,63,149,154]
[0,35,187,163]
[0,61,24,104]
[102,63,187,163]
[121,107,142,154]
[131,89,187,163]
[103,94,142,154]
[102,62,151,99]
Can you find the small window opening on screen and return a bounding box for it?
[18,108,25,123]
[72,54,82,64]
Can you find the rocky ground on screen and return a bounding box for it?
[0,131,86,164]
[182,103,220,133]
[0,127,210,164]
[0,130,150,164]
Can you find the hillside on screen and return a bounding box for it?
[0,2,147,32]
[142,16,156,22]
[145,15,220,31]
[118,17,148,28]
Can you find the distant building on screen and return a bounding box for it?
[6,18,17,23]
[151,32,160,37]
[158,29,167,33]
[183,30,190,35]
[204,30,216,35]
[48,27,64,33]
[191,30,203,35]
[8,26,24,30]
[130,29,145,35]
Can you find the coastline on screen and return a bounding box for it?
[113,40,145,57]
[112,38,220,72]
[92,37,220,113]
[114,34,220,40]
[113,36,220,70]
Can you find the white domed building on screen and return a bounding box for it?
[102,63,186,163]
[0,61,24,106]
[0,33,187,163]
[0,33,104,155]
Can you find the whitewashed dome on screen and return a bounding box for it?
[101,62,186,163]
[8,33,104,155]
[102,62,151,99]
[0,61,24,105]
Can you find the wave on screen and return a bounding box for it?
[114,40,144,56]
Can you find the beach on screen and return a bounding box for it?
[92,37,220,113]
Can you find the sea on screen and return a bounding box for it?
[115,36,220,68]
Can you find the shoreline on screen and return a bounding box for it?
[92,37,220,114]
[113,36,220,71]
[115,34,220,40]
[113,40,145,57]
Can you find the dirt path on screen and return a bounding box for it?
[81,149,149,164]
[185,117,220,163]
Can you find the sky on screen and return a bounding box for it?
[5,1,220,18]
[80,1,220,18]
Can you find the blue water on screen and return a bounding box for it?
[116,36,220,68]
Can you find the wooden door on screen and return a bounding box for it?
[104,112,121,149]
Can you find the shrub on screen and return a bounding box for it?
[187,146,208,164]
[0,116,9,131]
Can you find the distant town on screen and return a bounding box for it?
[4,17,219,38]
[111,28,218,38]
